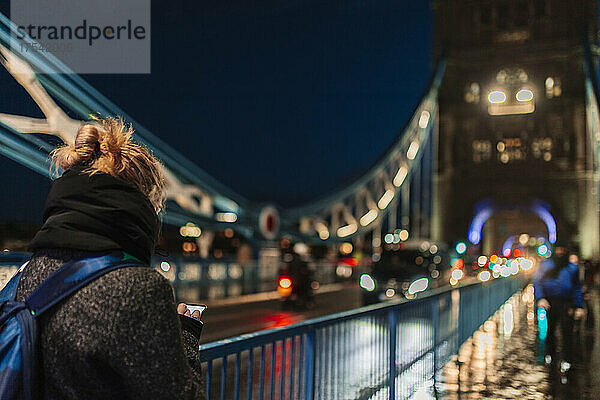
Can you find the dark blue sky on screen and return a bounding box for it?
[0,0,432,223]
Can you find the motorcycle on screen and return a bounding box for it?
[277,271,315,310]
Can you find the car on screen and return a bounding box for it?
[359,242,448,305]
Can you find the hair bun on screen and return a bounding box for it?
[99,133,120,157]
[51,115,165,213]
[74,124,101,162]
[51,123,100,170]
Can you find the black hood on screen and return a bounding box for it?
[29,166,159,265]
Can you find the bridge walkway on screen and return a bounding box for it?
[428,286,600,400]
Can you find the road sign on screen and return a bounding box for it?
[259,205,279,240]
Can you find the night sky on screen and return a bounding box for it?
[0,0,432,223]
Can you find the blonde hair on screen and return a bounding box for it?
[51,115,165,213]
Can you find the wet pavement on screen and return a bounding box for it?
[199,284,361,343]
[429,285,600,400]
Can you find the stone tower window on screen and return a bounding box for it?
[497,4,509,30]
[515,1,530,27]
[534,0,547,17]
[481,6,492,26]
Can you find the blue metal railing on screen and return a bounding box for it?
[199,276,525,400]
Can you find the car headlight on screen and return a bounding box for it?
[478,270,491,282]
[408,278,428,295]
[451,269,464,280]
[360,274,375,292]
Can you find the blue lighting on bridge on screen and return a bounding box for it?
[531,203,557,244]
[502,235,517,256]
[468,206,493,245]
[469,200,557,246]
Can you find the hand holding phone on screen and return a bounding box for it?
[185,304,206,319]
[177,303,205,339]
[177,303,206,321]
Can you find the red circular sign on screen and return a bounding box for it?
[259,206,279,240]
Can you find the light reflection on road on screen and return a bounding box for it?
[205,286,560,400]
[427,285,600,400]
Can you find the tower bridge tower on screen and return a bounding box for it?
[432,0,600,257]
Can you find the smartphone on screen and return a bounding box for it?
[186,304,207,318]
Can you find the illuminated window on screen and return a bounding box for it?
[465,82,480,103]
[488,69,534,115]
[496,70,507,84]
[545,76,561,98]
[497,138,526,164]
[532,137,552,160]
[488,90,506,103]
[496,68,528,85]
[472,140,492,163]
[517,69,528,83]
[516,89,534,101]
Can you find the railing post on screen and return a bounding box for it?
[431,300,439,373]
[388,308,398,400]
[304,330,315,400]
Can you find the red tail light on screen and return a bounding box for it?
[278,277,292,289]
[277,275,293,297]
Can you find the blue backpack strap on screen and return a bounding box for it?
[25,252,145,317]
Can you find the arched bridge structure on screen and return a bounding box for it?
[282,64,444,245]
[0,11,446,250]
[2,8,600,258]
[0,13,248,234]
